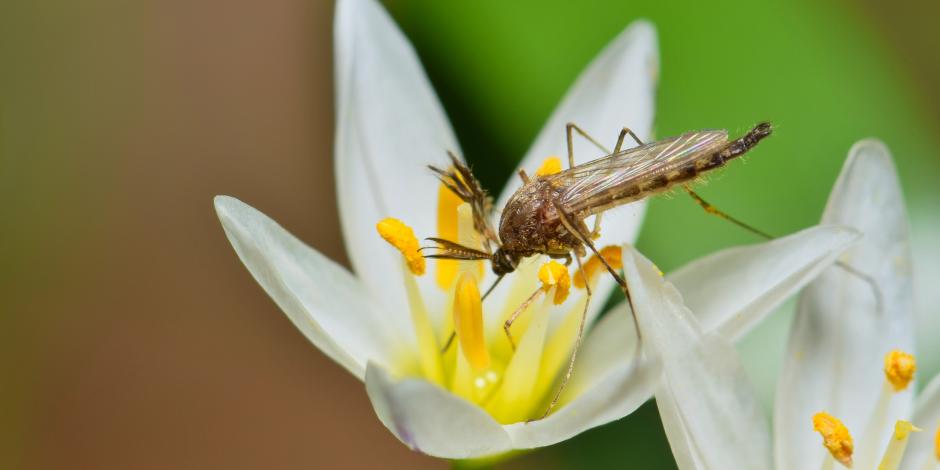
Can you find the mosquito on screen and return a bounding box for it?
[421,122,783,420]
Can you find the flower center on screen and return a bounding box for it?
[372,159,622,423]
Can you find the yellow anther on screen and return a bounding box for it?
[376,218,426,276]
[573,246,623,289]
[436,178,462,288]
[538,261,571,304]
[453,273,490,371]
[813,412,854,468]
[884,350,916,392]
[535,156,562,176]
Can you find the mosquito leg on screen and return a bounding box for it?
[566,122,613,169]
[552,198,640,337]
[684,185,885,314]
[613,127,644,153]
[518,169,531,184]
[502,287,544,351]
[532,252,591,421]
[592,127,643,239]
[684,186,774,240]
[527,201,640,422]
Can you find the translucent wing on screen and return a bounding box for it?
[544,130,729,216]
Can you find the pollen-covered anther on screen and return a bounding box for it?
[538,261,571,304]
[884,349,916,392]
[813,412,854,468]
[535,156,562,176]
[453,272,490,370]
[376,217,426,275]
[573,246,623,289]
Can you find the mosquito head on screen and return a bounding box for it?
[491,247,518,276]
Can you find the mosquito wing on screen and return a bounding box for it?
[544,129,730,216]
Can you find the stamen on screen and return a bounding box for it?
[876,420,920,470]
[435,179,463,288]
[813,412,854,468]
[538,261,571,304]
[884,350,916,392]
[453,272,490,371]
[376,218,425,275]
[535,156,562,176]
[573,246,623,289]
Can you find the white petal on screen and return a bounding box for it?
[903,373,940,469]
[504,304,659,449]
[774,140,914,469]
[334,0,458,320]
[624,247,772,470]
[668,225,859,340]
[364,362,512,458]
[492,21,659,319]
[214,196,403,379]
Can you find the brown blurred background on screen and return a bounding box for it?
[1,0,436,468]
[1,0,937,469]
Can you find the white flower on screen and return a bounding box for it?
[637,139,939,470]
[213,0,858,459]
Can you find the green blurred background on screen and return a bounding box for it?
[1,0,938,468]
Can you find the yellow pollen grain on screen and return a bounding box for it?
[573,246,623,289]
[884,350,916,392]
[376,218,425,276]
[538,261,571,304]
[453,272,490,371]
[813,412,854,468]
[535,156,562,176]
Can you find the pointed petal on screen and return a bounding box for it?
[493,21,659,320]
[668,225,859,340]
[902,373,940,469]
[504,303,660,449]
[334,0,458,318]
[774,140,914,469]
[214,196,402,379]
[364,362,512,458]
[625,247,772,470]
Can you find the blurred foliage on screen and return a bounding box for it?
[385,0,939,468]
